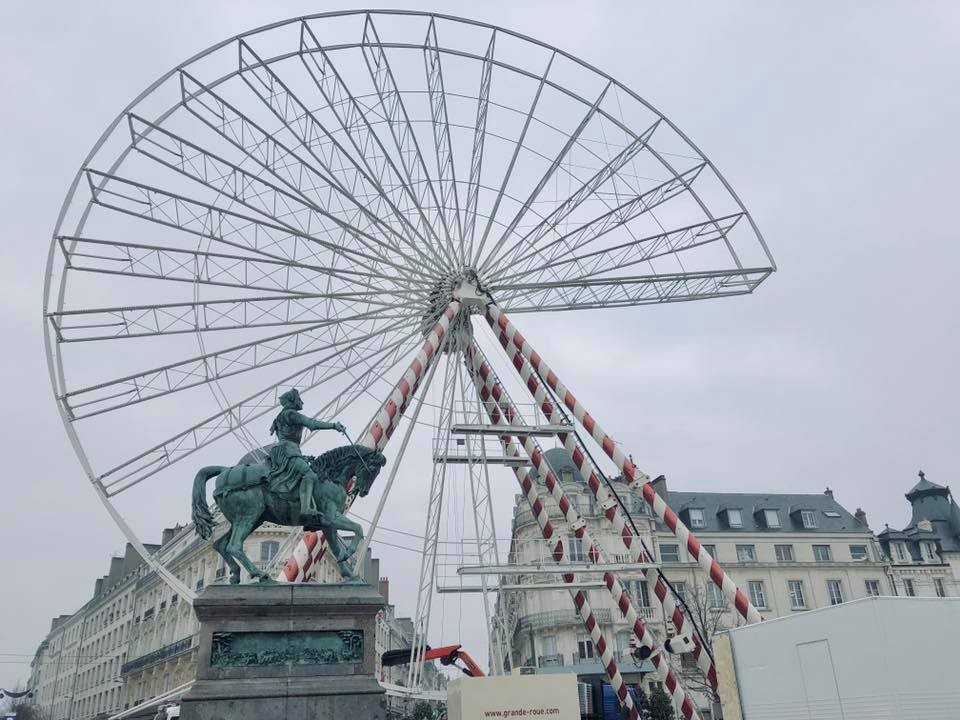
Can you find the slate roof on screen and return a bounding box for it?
[536,448,869,534]
[664,490,867,534]
[876,472,960,554]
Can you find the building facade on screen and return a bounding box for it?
[500,449,889,717]
[877,471,960,599]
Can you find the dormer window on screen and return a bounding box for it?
[800,510,818,529]
[689,508,705,528]
[763,509,781,528]
[727,509,743,528]
[921,541,938,562]
[894,543,909,562]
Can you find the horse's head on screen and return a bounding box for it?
[311,445,387,497]
[353,447,387,497]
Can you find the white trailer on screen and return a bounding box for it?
[714,596,960,720]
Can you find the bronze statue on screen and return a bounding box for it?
[268,388,344,524]
[190,390,386,583]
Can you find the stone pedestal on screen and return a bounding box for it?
[181,583,386,720]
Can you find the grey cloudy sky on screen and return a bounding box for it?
[2,0,959,691]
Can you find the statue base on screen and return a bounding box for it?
[180,583,386,720]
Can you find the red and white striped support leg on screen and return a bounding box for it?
[485,304,763,625]
[466,345,699,720]
[277,302,462,582]
[495,327,718,688]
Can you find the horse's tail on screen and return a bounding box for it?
[192,466,225,540]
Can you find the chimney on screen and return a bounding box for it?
[378,577,390,604]
[651,475,668,500]
[854,508,868,527]
[161,527,177,545]
[824,487,834,499]
[94,577,104,597]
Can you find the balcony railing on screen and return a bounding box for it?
[120,636,193,676]
[538,654,564,667]
[517,608,612,632]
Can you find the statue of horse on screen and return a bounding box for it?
[190,444,386,584]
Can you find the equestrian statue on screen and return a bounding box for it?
[191,389,386,584]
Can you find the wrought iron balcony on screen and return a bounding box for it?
[517,608,612,632]
[120,636,193,676]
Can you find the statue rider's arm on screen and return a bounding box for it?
[293,412,346,434]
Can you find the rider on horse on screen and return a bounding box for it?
[268,389,345,523]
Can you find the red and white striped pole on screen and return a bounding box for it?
[485,303,762,626]
[493,326,718,688]
[466,343,700,720]
[277,301,461,582]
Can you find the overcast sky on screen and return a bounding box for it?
[2,0,959,692]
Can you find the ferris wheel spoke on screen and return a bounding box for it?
[63,313,419,420]
[484,119,660,283]
[472,50,556,267]
[56,235,422,299]
[127,114,434,285]
[423,17,464,263]
[495,213,746,286]
[463,29,496,269]
[478,80,612,277]
[501,161,708,278]
[297,23,451,274]
[493,268,772,312]
[84,169,429,292]
[179,71,429,274]
[360,14,458,267]
[48,292,416,342]
[239,39,449,277]
[98,323,422,496]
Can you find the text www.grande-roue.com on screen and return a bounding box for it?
[483,708,561,717]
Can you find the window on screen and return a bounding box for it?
[934,578,946,597]
[921,542,938,562]
[577,635,594,660]
[894,543,908,562]
[672,581,687,603]
[707,583,725,609]
[748,581,767,609]
[702,544,717,559]
[903,578,916,597]
[689,508,705,528]
[259,540,280,563]
[633,580,651,608]
[775,544,795,562]
[823,511,841,518]
[616,631,632,656]
[813,545,833,562]
[540,635,558,657]
[727,509,743,528]
[827,580,844,605]
[763,509,781,528]
[798,510,817,528]
[568,535,585,562]
[560,470,575,486]
[659,544,680,563]
[865,580,881,597]
[788,580,806,609]
[849,545,868,561]
[736,544,756,562]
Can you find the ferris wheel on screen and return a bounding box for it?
[44,10,774,719]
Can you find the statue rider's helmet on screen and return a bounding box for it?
[279,388,303,410]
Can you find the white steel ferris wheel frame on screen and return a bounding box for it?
[43,10,775,718]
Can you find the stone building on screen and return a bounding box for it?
[877,471,960,599]
[29,543,155,720]
[500,449,887,717]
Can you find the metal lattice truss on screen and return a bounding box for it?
[44,10,774,712]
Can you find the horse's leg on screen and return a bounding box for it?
[222,491,271,582]
[213,532,241,585]
[323,510,365,560]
